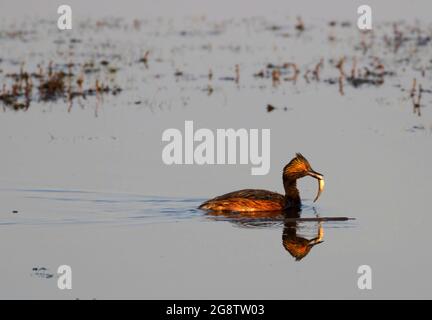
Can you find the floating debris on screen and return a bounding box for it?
[0,17,431,122]
[0,62,122,112]
[139,51,150,67]
[295,16,305,32]
[267,104,276,112]
[31,267,54,279]
[235,64,240,84]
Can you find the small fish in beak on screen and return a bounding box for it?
[307,170,325,202]
[314,178,325,202]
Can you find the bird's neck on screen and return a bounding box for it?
[283,176,301,208]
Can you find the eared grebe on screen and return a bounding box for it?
[199,153,324,212]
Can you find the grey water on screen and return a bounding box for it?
[1,0,432,299]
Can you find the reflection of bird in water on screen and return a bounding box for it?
[205,207,326,261]
[282,209,324,261]
[199,153,325,212]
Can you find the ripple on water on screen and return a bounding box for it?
[0,188,205,226]
[0,188,355,230]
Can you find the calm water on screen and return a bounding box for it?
[1,0,432,299]
[0,188,358,299]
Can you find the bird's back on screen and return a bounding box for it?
[199,189,285,212]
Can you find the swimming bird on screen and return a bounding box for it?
[199,153,324,212]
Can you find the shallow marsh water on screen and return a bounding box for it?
[1,0,432,299]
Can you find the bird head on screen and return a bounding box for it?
[283,153,325,202]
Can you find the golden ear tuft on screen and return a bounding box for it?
[284,153,311,174]
[292,153,308,166]
[295,153,307,162]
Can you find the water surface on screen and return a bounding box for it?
[1,0,432,299]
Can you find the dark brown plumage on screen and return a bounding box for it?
[199,153,324,212]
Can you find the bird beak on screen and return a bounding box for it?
[307,170,325,202]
